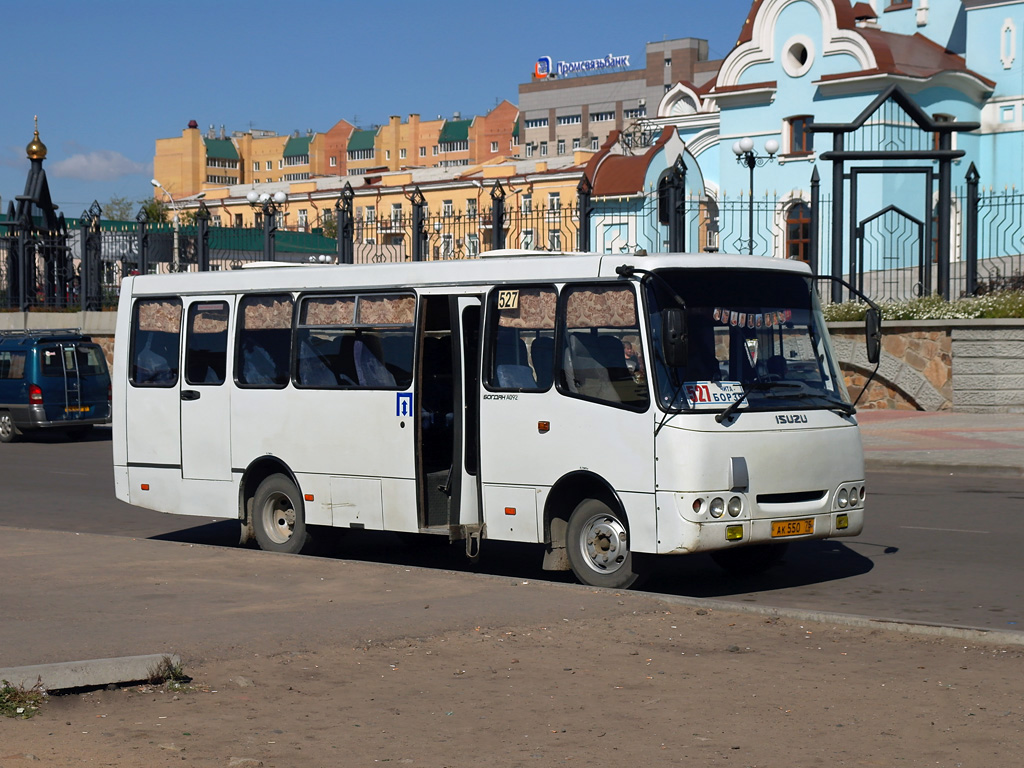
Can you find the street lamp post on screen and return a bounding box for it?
[151,178,183,271]
[246,190,288,261]
[732,137,779,255]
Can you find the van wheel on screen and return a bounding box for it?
[0,412,20,443]
[566,499,641,589]
[252,474,313,555]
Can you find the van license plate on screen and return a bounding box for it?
[64,406,88,413]
[771,518,814,537]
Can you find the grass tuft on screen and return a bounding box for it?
[1,678,47,719]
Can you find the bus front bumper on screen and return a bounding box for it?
[655,488,865,555]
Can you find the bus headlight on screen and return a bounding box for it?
[837,488,849,508]
[849,487,859,506]
[727,496,743,517]
[709,497,725,518]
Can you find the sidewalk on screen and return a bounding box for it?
[858,409,1024,477]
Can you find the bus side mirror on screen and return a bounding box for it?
[865,307,881,365]
[662,308,688,368]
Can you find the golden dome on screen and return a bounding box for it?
[26,116,46,160]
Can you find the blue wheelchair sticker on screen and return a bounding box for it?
[396,392,413,418]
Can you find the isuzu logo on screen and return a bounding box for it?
[776,414,808,424]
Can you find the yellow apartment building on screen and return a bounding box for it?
[179,151,594,259]
[153,103,518,204]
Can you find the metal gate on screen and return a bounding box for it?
[856,205,925,302]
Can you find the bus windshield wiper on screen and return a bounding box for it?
[767,390,856,416]
[715,380,800,424]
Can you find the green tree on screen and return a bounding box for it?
[103,195,137,221]
[137,198,167,223]
[320,213,338,239]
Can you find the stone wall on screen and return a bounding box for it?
[951,324,1024,413]
[829,319,1024,413]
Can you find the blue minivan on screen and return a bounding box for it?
[0,329,111,442]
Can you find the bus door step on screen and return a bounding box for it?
[462,524,484,561]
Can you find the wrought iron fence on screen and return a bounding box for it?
[972,189,1024,295]
[3,183,1022,311]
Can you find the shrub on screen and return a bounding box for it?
[822,290,1024,322]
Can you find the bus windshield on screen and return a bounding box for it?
[646,268,850,415]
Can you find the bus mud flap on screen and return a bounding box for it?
[463,524,484,561]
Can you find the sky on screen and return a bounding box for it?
[1,0,755,217]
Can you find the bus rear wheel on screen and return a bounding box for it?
[252,474,313,555]
[566,499,640,589]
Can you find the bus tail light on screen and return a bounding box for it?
[28,384,43,405]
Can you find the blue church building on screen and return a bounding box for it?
[584,0,1023,301]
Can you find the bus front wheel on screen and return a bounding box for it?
[252,474,313,555]
[566,499,640,589]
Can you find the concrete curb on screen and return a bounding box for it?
[865,458,1024,478]
[647,594,1024,646]
[0,653,181,692]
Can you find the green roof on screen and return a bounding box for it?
[347,130,377,151]
[204,138,239,160]
[439,119,471,144]
[283,136,311,158]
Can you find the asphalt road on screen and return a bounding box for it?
[3,427,1023,632]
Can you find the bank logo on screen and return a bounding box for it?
[535,56,552,79]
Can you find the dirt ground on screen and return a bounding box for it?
[3,603,1022,768]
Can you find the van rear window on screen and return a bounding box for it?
[75,345,108,376]
[41,347,66,377]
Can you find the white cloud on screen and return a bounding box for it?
[49,150,147,181]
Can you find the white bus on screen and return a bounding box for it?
[112,250,880,588]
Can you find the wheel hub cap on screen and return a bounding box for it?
[580,514,627,574]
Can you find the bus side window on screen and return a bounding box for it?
[294,293,414,390]
[185,302,229,385]
[485,285,557,392]
[130,298,182,387]
[558,285,649,410]
[236,294,293,388]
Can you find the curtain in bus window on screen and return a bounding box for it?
[185,302,229,385]
[237,295,293,388]
[357,294,415,325]
[486,286,557,392]
[558,285,648,409]
[131,299,182,386]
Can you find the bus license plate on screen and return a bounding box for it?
[771,518,814,538]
